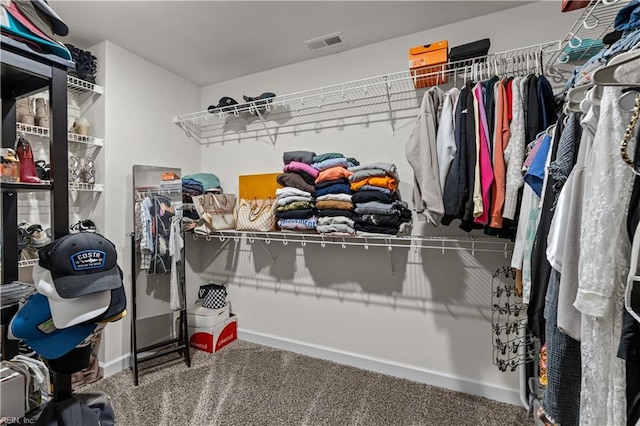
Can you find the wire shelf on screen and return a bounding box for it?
[175,41,560,145]
[67,75,103,96]
[190,230,514,255]
[67,75,103,112]
[547,0,632,71]
[16,123,104,146]
[68,182,104,192]
[16,122,48,137]
[18,259,38,268]
[67,132,103,146]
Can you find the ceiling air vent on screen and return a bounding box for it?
[304,32,345,51]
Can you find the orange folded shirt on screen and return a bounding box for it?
[350,176,397,191]
[315,166,353,184]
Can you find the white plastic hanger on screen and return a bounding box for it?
[626,220,640,323]
[592,50,640,87]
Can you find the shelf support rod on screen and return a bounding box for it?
[253,103,277,146]
[383,76,395,135]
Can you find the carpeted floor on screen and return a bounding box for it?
[82,340,532,425]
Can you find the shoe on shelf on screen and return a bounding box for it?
[15,136,41,183]
[70,219,96,233]
[82,156,95,184]
[69,154,81,183]
[26,224,51,248]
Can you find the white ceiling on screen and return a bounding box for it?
[51,1,532,87]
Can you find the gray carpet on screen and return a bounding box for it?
[82,340,532,425]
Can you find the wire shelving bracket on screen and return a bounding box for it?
[174,41,560,145]
[547,0,632,75]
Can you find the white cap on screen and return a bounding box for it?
[33,263,110,329]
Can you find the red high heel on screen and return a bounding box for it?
[15,136,41,183]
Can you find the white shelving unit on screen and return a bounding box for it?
[190,231,514,256]
[16,122,104,146]
[67,75,103,113]
[68,182,104,192]
[17,259,38,268]
[174,41,560,145]
[547,0,632,76]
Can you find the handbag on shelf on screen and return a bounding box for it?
[192,193,236,234]
[235,197,276,232]
[198,283,227,309]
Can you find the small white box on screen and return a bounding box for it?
[187,303,230,328]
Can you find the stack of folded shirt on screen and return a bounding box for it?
[182,172,221,199]
[275,187,316,231]
[348,162,412,236]
[278,150,318,195]
[276,151,318,231]
[313,153,359,235]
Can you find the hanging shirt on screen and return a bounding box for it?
[576,58,638,426]
[489,79,510,229]
[169,215,184,311]
[436,87,460,191]
[523,134,552,197]
[405,86,445,225]
[473,83,494,225]
[503,76,526,220]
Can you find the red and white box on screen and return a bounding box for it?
[189,314,237,353]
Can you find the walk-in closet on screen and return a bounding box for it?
[2,1,639,425]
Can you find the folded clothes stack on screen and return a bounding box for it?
[313,152,359,236]
[182,173,222,200]
[276,151,319,231]
[348,162,412,236]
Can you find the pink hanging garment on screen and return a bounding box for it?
[473,84,494,225]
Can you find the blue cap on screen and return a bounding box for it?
[10,293,96,360]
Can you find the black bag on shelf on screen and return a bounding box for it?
[449,38,491,68]
[198,283,227,309]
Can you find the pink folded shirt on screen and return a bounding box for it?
[283,161,319,178]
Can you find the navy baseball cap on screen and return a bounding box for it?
[39,233,123,299]
[9,293,96,360]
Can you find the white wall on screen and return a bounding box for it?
[97,41,201,367]
[193,1,578,404]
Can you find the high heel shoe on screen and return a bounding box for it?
[82,156,95,184]
[15,136,41,183]
[69,154,81,183]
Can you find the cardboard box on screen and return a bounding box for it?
[409,40,448,89]
[189,314,237,353]
[188,303,230,328]
[238,173,281,200]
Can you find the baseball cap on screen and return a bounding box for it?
[78,266,127,325]
[9,293,96,360]
[39,233,123,299]
[30,0,69,36]
[33,263,111,329]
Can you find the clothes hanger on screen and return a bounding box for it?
[626,219,640,323]
[592,50,640,86]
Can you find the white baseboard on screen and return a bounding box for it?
[238,329,521,406]
[99,353,131,378]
